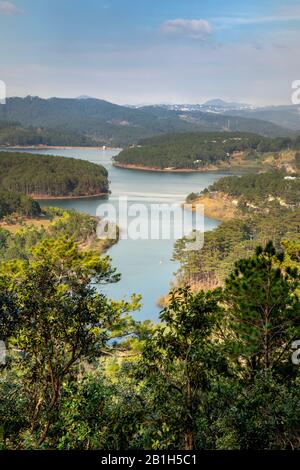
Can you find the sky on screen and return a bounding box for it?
[0,0,300,105]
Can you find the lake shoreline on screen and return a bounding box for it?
[113,162,224,173]
[34,192,109,201]
[8,146,223,321]
[0,145,121,151]
[187,192,238,222]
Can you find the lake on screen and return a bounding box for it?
[2,147,230,322]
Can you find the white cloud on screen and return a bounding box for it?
[0,1,21,16]
[161,19,213,40]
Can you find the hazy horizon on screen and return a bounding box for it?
[1,0,300,106]
[3,94,298,108]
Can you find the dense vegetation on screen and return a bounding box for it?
[0,121,94,147]
[0,152,109,197]
[207,171,298,199]
[205,171,300,208]
[174,208,300,289]
[115,132,300,170]
[0,206,117,261]
[177,167,300,291]
[0,96,292,147]
[0,192,41,219]
[0,169,299,450]
[0,238,299,449]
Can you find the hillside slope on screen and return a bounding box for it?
[0,152,109,198]
[225,105,300,131]
[114,132,300,170]
[0,96,293,146]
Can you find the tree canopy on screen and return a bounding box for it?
[0,152,109,197]
[115,132,300,169]
[0,191,41,219]
[0,97,291,147]
[1,239,299,450]
[205,171,300,208]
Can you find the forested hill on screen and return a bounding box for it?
[207,171,300,207]
[178,170,300,289]
[0,96,293,147]
[0,191,41,219]
[0,120,94,147]
[186,171,300,223]
[0,152,109,198]
[114,132,300,170]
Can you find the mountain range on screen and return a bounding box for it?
[0,96,298,147]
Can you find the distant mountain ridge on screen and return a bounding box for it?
[0,96,295,147]
[203,98,252,109]
[150,100,300,131]
[224,105,300,131]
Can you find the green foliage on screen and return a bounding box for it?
[0,160,299,452]
[47,208,98,243]
[57,371,147,450]
[140,287,226,450]
[0,206,115,262]
[0,237,136,448]
[115,132,300,169]
[0,120,93,147]
[0,97,290,147]
[223,242,300,377]
[208,171,300,208]
[0,240,299,449]
[0,152,109,197]
[173,208,300,288]
[0,191,41,219]
[197,372,300,449]
[185,192,199,203]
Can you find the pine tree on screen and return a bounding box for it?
[223,241,300,378]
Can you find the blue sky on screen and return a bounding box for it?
[1,0,300,104]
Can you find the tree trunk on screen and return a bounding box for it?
[185,380,194,450]
[185,431,194,450]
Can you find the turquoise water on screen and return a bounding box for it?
[2,147,229,321]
